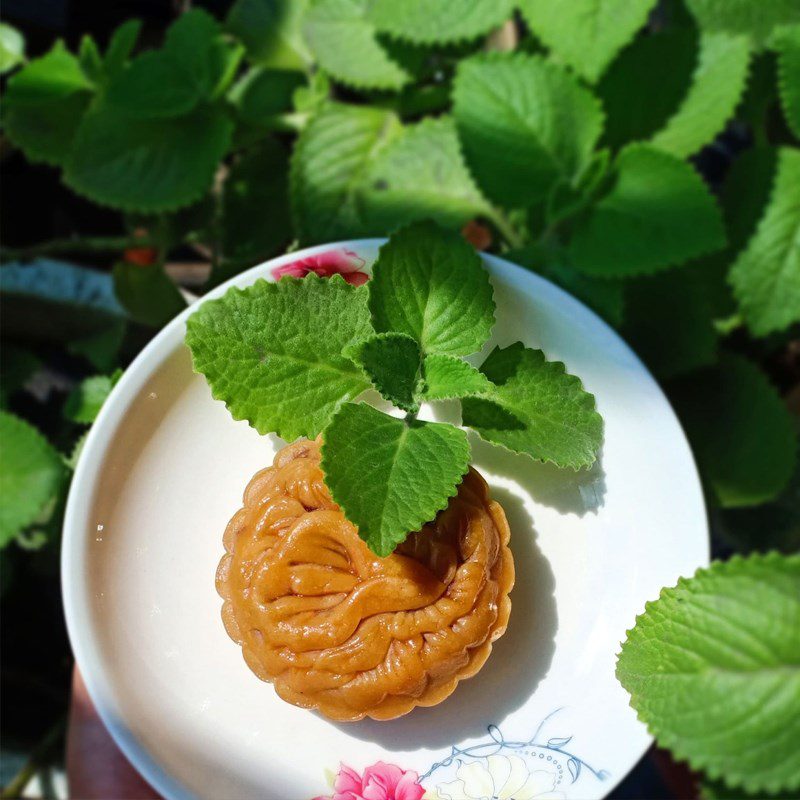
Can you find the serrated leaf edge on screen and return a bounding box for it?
[320,403,471,556]
[616,551,800,795]
[775,26,800,138]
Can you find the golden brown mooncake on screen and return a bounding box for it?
[216,438,514,722]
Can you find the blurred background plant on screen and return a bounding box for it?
[0,0,798,798]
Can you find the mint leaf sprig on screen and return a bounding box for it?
[186,221,603,556]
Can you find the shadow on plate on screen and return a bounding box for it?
[334,487,557,750]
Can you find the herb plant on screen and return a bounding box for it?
[1,1,799,796]
[186,221,602,555]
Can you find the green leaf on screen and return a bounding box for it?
[320,403,470,556]
[367,0,514,45]
[0,347,41,407]
[227,0,310,69]
[64,104,233,213]
[0,23,25,74]
[617,553,800,794]
[113,262,186,328]
[104,19,142,79]
[346,332,422,412]
[669,354,796,507]
[290,103,401,243]
[729,147,800,336]
[776,27,800,144]
[221,137,292,266]
[302,0,409,90]
[0,412,63,547]
[701,778,800,800]
[229,67,306,123]
[622,266,718,379]
[2,40,93,165]
[66,321,127,372]
[421,353,493,400]
[369,221,495,356]
[0,259,125,342]
[684,0,800,48]
[570,144,726,277]
[650,32,751,157]
[63,370,122,425]
[518,0,656,83]
[597,28,698,150]
[462,342,603,469]
[186,274,372,440]
[360,116,492,233]
[78,35,103,83]
[453,52,604,206]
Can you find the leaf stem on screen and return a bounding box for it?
[486,208,524,249]
[1,716,66,800]
[0,235,159,262]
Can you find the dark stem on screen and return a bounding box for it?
[1,716,66,799]
[1,235,159,262]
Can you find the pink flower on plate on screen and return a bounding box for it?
[314,761,426,800]
[272,248,369,286]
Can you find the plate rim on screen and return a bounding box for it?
[62,239,710,800]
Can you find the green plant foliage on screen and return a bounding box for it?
[0,347,41,408]
[775,26,800,138]
[359,117,493,234]
[290,103,401,243]
[453,52,604,206]
[650,32,751,157]
[113,262,187,327]
[226,0,310,69]
[617,553,800,794]
[0,23,25,73]
[368,0,514,45]
[302,0,410,89]
[2,40,94,165]
[670,354,796,508]
[368,221,495,356]
[186,274,372,440]
[729,147,800,336]
[229,67,306,124]
[518,0,657,83]
[421,354,493,401]
[220,138,292,267]
[63,370,122,424]
[570,144,726,277]
[684,0,800,47]
[462,343,603,469]
[346,332,422,412]
[320,402,470,556]
[103,20,142,79]
[78,35,103,84]
[0,412,63,547]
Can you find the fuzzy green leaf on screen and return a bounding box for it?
[186,274,372,441]
[347,332,422,412]
[650,32,751,157]
[0,412,63,547]
[570,144,726,277]
[462,342,603,469]
[421,354,493,401]
[776,28,800,144]
[360,116,492,233]
[617,553,800,794]
[104,20,142,79]
[729,147,800,336]
[684,0,800,47]
[670,354,796,507]
[2,40,93,165]
[597,28,698,150]
[321,403,470,556]
[453,52,604,206]
[518,0,656,83]
[290,103,401,243]
[64,104,233,213]
[367,0,514,45]
[113,263,186,327]
[369,221,495,357]
[229,67,306,123]
[302,0,409,90]
[63,370,122,425]
[0,23,25,74]
[221,137,292,265]
[227,0,310,69]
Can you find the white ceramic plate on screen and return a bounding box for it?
[62,241,709,800]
